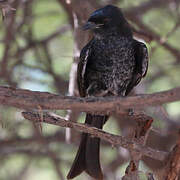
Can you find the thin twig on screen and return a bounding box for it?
[22,111,168,162]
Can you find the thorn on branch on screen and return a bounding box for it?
[125,160,137,173]
[134,115,153,138]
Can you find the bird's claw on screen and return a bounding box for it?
[128,108,134,116]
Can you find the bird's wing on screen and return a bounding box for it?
[125,40,149,95]
[77,40,93,97]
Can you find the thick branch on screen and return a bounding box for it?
[0,86,179,113]
[22,111,168,162]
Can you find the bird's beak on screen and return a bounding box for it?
[82,21,97,30]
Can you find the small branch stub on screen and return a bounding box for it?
[123,115,153,179]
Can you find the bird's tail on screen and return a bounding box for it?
[67,114,108,180]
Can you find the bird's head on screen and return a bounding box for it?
[83,5,130,35]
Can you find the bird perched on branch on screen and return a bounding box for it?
[67,5,148,180]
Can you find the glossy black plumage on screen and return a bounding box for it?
[67,5,148,180]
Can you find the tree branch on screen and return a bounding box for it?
[125,0,172,17]
[0,86,179,113]
[22,111,168,162]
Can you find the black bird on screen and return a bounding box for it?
[67,5,148,180]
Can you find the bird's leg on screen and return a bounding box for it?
[87,81,108,97]
[128,108,134,116]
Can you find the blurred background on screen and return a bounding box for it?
[0,0,180,179]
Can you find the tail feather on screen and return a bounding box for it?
[67,133,87,178]
[86,134,103,179]
[67,114,108,180]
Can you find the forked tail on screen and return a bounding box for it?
[67,114,108,180]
